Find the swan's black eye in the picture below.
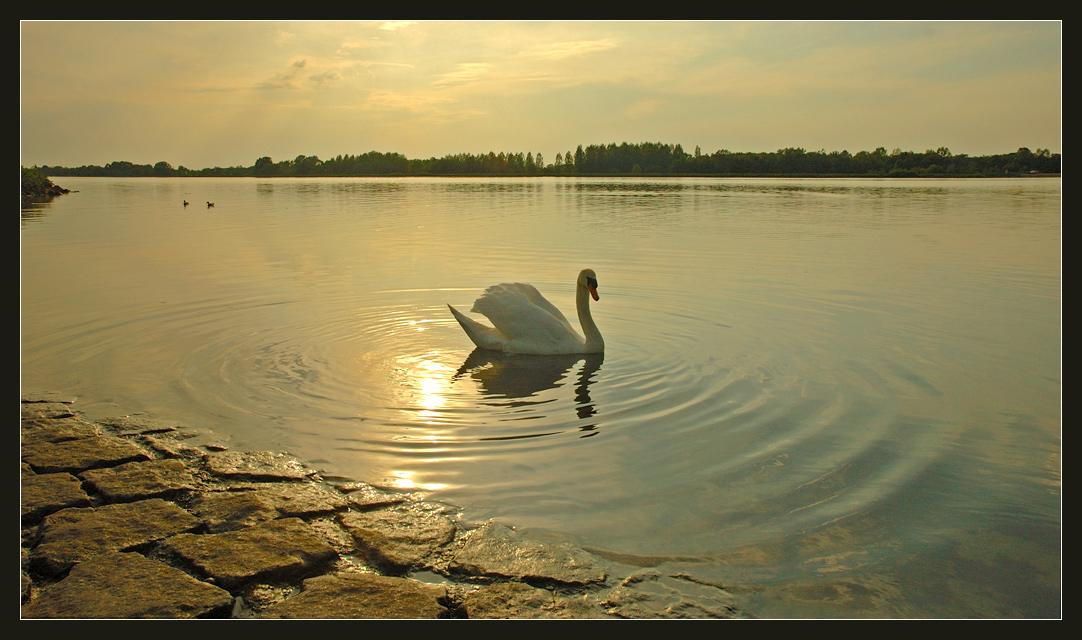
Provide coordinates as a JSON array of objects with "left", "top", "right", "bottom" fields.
[{"left": 586, "top": 276, "right": 598, "bottom": 288}]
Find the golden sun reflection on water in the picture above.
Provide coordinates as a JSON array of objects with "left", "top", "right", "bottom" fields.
[
  {"left": 383, "top": 348, "right": 462, "bottom": 491},
  {"left": 404, "top": 352, "right": 455, "bottom": 418},
  {"left": 385, "top": 470, "right": 447, "bottom": 492}
]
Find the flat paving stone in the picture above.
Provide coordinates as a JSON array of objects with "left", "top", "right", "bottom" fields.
[
  {"left": 259, "top": 571, "right": 450, "bottom": 619},
  {"left": 30, "top": 498, "right": 201, "bottom": 575},
  {"left": 21, "top": 551, "right": 233, "bottom": 619},
  {"left": 21, "top": 416, "right": 102, "bottom": 446},
  {"left": 160, "top": 517, "right": 338, "bottom": 589},
  {"left": 21, "top": 472, "right": 92, "bottom": 525},
  {"left": 22, "top": 436, "right": 151, "bottom": 474},
  {"left": 189, "top": 491, "right": 280, "bottom": 533},
  {"left": 79, "top": 458, "right": 199, "bottom": 503}
]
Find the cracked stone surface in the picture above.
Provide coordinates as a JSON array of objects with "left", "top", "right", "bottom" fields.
[
  {"left": 449, "top": 521, "right": 607, "bottom": 587},
  {"left": 159, "top": 517, "right": 338, "bottom": 589},
  {"left": 21, "top": 551, "right": 233, "bottom": 619},
  {"left": 80, "top": 458, "right": 199, "bottom": 503},
  {"left": 30, "top": 498, "right": 201, "bottom": 576},
  {"left": 339, "top": 504, "right": 457, "bottom": 573},
  {"left": 259, "top": 571, "right": 450, "bottom": 619}
]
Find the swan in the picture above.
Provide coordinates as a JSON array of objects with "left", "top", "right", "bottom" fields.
[{"left": 448, "top": 269, "right": 604, "bottom": 354}]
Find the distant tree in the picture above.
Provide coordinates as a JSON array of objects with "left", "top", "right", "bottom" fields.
[
  {"left": 254, "top": 156, "right": 276, "bottom": 176},
  {"left": 153, "top": 161, "right": 173, "bottom": 176}
]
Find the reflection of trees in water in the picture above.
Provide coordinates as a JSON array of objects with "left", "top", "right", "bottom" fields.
[
  {"left": 21, "top": 206, "right": 51, "bottom": 225},
  {"left": 453, "top": 349, "right": 604, "bottom": 438}
]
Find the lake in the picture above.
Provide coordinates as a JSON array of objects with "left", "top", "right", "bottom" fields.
[{"left": 21, "top": 176, "right": 1061, "bottom": 618}]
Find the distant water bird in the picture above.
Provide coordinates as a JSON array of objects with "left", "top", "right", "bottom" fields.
[
  {"left": 183, "top": 200, "right": 189, "bottom": 207},
  {"left": 449, "top": 269, "right": 604, "bottom": 354},
  {"left": 206, "top": 201, "right": 215, "bottom": 208}
]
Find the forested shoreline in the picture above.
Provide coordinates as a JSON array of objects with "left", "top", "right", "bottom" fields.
[{"left": 34, "top": 142, "right": 1060, "bottom": 178}]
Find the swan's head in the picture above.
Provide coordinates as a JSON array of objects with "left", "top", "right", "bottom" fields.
[{"left": 579, "top": 269, "right": 600, "bottom": 301}]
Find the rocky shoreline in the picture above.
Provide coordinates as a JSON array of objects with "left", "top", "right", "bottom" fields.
[{"left": 20, "top": 391, "right": 752, "bottom": 619}]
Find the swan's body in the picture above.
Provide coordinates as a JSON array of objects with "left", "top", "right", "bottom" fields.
[{"left": 449, "top": 269, "right": 604, "bottom": 354}]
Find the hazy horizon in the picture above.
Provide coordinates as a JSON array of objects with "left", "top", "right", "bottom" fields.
[{"left": 20, "top": 21, "right": 1062, "bottom": 170}]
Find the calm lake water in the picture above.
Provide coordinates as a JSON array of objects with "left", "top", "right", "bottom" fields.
[{"left": 21, "top": 176, "right": 1060, "bottom": 618}]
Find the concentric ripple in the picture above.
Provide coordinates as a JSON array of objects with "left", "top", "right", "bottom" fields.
[{"left": 22, "top": 177, "right": 1061, "bottom": 617}]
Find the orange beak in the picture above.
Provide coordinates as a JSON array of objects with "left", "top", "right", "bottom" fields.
[{"left": 588, "top": 283, "right": 599, "bottom": 301}]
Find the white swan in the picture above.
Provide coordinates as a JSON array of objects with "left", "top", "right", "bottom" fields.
[{"left": 448, "top": 269, "right": 604, "bottom": 354}]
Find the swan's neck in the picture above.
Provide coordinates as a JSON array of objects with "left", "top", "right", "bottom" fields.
[{"left": 576, "top": 284, "right": 605, "bottom": 352}]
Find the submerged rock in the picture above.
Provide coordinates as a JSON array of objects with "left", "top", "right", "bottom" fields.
[
  {"left": 600, "top": 570, "right": 751, "bottom": 619},
  {"left": 448, "top": 521, "right": 607, "bottom": 587},
  {"left": 205, "top": 450, "right": 315, "bottom": 481},
  {"left": 339, "top": 504, "right": 457, "bottom": 573}
]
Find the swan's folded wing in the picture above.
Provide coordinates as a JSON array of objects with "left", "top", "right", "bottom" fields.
[
  {"left": 471, "top": 284, "right": 582, "bottom": 347},
  {"left": 474, "top": 283, "right": 574, "bottom": 328}
]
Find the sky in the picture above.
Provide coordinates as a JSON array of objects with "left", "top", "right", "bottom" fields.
[{"left": 20, "top": 20, "right": 1062, "bottom": 170}]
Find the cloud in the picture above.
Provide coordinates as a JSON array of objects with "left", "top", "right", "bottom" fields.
[
  {"left": 309, "top": 71, "right": 339, "bottom": 85},
  {"left": 525, "top": 39, "right": 619, "bottom": 60},
  {"left": 380, "top": 21, "right": 416, "bottom": 32},
  {"left": 432, "top": 63, "right": 494, "bottom": 87}
]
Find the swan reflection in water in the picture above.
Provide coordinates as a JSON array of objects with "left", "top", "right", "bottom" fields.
[{"left": 452, "top": 349, "right": 604, "bottom": 438}]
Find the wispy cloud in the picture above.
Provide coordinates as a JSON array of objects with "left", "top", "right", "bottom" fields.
[
  {"left": 432, "top": 63, "right": 494, "bottom": 87},
  {"left": 525, "top": 39, "right": 619, "bottom": 60},
  {"left": 308, "top": 71, "right": 339, "bottom": 85},
  {"left": 380, "top": 21, "right": 416, "bottom": 32}
]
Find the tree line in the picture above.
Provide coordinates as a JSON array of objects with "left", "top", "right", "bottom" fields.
[{"left": 35, "top": 142, "right": 1061, "bottom": 178}]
